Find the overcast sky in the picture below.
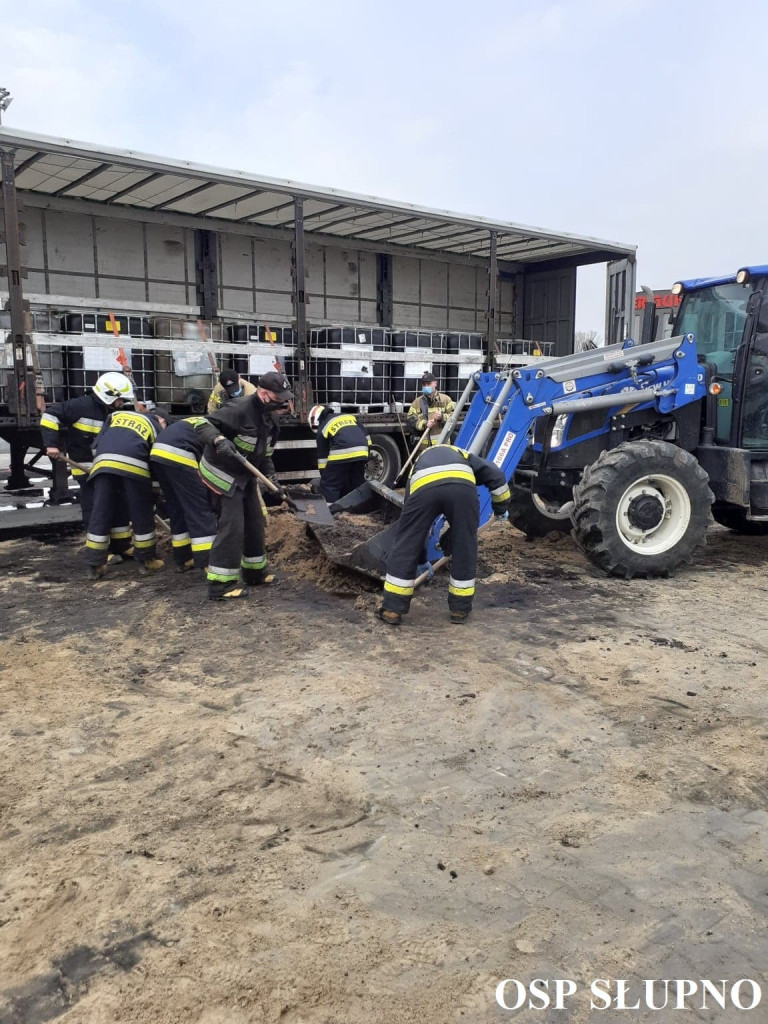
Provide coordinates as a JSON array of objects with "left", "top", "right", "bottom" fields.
[{"left": 4, "top": 0, "right": 768, "bottom": 338}]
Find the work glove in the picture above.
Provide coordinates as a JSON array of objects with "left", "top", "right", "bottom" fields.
[
  {"left": 494, "top": 507, "right": 510, "bottom": 520},
  {"left": 214, "top": 437, "right": 238, "bottom": 458},
  {"left": 263, "top": 485, "right": 286, "bottom": 507},
  {"left": 416, "top": 561, "right": 434, "bottom": 580}
]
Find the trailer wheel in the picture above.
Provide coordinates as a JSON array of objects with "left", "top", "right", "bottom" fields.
[
  {"left": 508, "top": 483, "right": 573, "bottom": 538},
  {"left": 571, "top": 440, "right": 713, "bottom": 578},
  {"left": 366, "top": 434, "right": 402, "bottom": 487},
  {"left": 712, "top": 507, "right": 768, "bottom": 535}
]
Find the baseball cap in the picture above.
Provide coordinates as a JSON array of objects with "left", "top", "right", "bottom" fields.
[
  {"left": 421, "top": 372, "right": 437, "bottom": 384},
  {"left": 218, "top": 370, "right": 242, "bottom": 397},
  {"left": 258, "top": 371, "right": 294, "bottom": 403}
]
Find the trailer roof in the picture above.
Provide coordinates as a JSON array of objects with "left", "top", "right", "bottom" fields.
[{"left": 0, "top": 127, "right": 635, "bottom": 266}]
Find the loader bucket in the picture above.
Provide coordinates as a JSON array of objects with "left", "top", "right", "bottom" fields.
[{"left": 309, "top": 480, "right": 404, "bottom": 580}]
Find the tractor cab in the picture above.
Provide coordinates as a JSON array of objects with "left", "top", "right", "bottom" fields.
[{"left": 676, "top": 266, "right": 768, "bottom": 528}]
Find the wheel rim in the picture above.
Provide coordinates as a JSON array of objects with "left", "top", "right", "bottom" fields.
[
  {"left": 365, "top": 449, "right": 386, "bottom": 483},
  {"left": 531, "top": 493, "right": 573, "bottom": 521},
  {"left": 615, "top": 473, "right": 691, "bottom": 555}
]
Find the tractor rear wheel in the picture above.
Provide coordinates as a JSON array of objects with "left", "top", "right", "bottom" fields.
[
  {"left": 508, "top": 483, "right": 572, "bottom": 538},
  {"left": 571, "top": 440, "right": 713, "bottom": 578},
  {"left": 712, "top": 507, "right": 768, "bottom": 535}
]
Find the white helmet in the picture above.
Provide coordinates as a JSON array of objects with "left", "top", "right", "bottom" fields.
[
  {"left": 308, "top": 404, "right": 325, "bottom": 431},
  {"left": 93, "top": 371, "right": 135, "bottom": 406}
]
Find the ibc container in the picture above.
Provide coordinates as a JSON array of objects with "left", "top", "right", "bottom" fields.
[
  {"left": 154, "top": 351, "right": 213, "bottom": 410},
  {"left": 152, "top": 318, "right": 216, "bottom": 341},
  {"left": 60, "top": 312, "right": 153, "bottom": 338},
  {"left": 433, "top": 362, "right": 460, "bottom": 401},
  {"left": 225, "top": 323, "right": 293, "bottom": 345},
  {"left": 312, "top": 325, "right": 389, "bottom": 351},
  {"left": 390, "top": 330, "right": 433, "bottom": 352},
  {"left": 310, "top": 356, "right": 389, "bottom": 409}
]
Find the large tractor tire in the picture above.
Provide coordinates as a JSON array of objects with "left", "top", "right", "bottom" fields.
[
  {"left": 508, "top": 483, "right": 573, "bottom": 538},
  {"left": 571, "top": 440, "right": 713, "bottom": 578},
  {"left": 365, "top": 433, "right": 402, "bottom": 487},
  {"left": 712, "top": 508, "right": 768, "bottom": 535}
]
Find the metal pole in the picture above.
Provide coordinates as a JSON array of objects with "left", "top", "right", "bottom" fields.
[
  {"left": 292, "top": 196, "right": 313, "bottom": 417},
  {"left": 436, "top": 373, "right": 476, "bottom": 444},
  {"left": 485, "top": 230, "right": 498, "bottom": 371},
  {"left": 1, "top": 146, "right": 34, "bottom": 427},
  {"left": 467, "top": 373, "right": 515, "bottom": 456}
]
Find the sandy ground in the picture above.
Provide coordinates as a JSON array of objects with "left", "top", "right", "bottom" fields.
[{"left": 1, "top": 510, "right": 768, "bottom": 1023}]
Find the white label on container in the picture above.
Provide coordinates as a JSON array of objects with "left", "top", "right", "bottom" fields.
[
  {"left": 173, "top": 351, "right": 211, "bottom": 377},
  {"left": 402, "top": 360, "right": 431, "bottom": 376},
  {"left": 357, "top": 332, "right": 367, "bottom": 345},
  {"left": 341, "top": 360, "right": 373, "bottom": 377},
  {"left": 493, "top": 430, "right": 517, "bottom": 467},
  {"left": 83, "top": 347, "right": 132, "bottom": 372},
  {"left": 249, "top": 353, "right": 279, "bottom": 375}
]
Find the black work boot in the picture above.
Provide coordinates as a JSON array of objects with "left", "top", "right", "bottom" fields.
[
  {"left": 209, "top": 585, "right": 249, "bottom": 602},
  {"left": 449, "top": 610, "right": 469, "bottom": 625},
  {"left": 377, "top": 607, "right": 402, "bottom": 627}
]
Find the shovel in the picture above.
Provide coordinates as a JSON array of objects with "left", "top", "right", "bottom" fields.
[
  {"left": 230, "top": 451, "right": 334, "bottom": 525},
  {"left": 308, "top": 479, "right": 405, "bottom": 579}
]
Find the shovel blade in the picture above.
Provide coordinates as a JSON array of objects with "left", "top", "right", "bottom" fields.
[
  {"left": 287, "top": 496, "right": 335, "bottom": 525},
  {"left": 309, "top": 480, "right": 405, "bottom": 580}
]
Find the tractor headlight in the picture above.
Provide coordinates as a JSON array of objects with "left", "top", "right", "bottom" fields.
[
  {"left": 671, "top": 281, "right": 684, "bottom": 295},
  {"left": 550, "top": 413, "right": 569, "bottom": 448},
  {"left": 736, "top": 269, "right": 750, "bottom": 285}
]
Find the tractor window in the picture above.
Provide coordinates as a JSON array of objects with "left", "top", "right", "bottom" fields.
[
  {"left": 676, "top": 283, "right": 749, "bottom": 356},
  {"left": 742, "top": 334, "right": 768, "bottom": 449}
]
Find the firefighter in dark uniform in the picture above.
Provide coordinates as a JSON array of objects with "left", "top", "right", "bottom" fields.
[
  {"left": 40, "top": 371, "right": 135, "bottom": 531},
  {"left": 308, "top": 404, "right": 371, "bottom": 503},
  {"left": 378, "top": 444, "right": 511, "bottom": 626},
  {"left": 194, "top": 371, "right": 293, "bottom": 601},
  {"left": 150, "top": 415, "right": 218, "bottom": 571},
  {"left": 84, "top": 408, "right": 167, "bottom": 579}
]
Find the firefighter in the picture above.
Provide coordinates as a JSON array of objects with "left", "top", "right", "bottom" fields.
[
  {"left": 194, "top": 370, "right": 293, "bottom": 601},
  {"left": 378, "top": 444, "right": 511, "bottom": 626},
  {"left": 84, "top": 407, "right": 168, "bottom": 579},
  {"left": 207, "top": 369, "right": 257, "bottom": 414},
  {"left": 308, "top": 404, "right": 371, "bottom": 503},
  {"left": 40, "top": 371, "right": 135, "bottom": 531},
  {"left": 406, "top": 372, "right": 455, "bottom": 450},
  {"left": 150, "top": 414, "right": 218, "bottom": 572}
]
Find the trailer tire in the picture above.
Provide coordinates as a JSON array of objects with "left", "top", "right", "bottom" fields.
[
  {"left": 366, "top": 433, "right": 402, "bottom": 487},
  {"left": 571, "top": 440, "right": 713, "bottom": 578},
  {"left": 508, "top": 483, "right": 573, "bottom": 538},
  {"left": 712, "top": 507, "right": 768, "bottom": 535}
]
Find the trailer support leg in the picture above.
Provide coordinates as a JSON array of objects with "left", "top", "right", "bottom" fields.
[
  {"left": 292, "top": 197, "right": 313, "bottom": 417},
  {"left": 485, "top": 229, "right": 498, "bottom": 371}
]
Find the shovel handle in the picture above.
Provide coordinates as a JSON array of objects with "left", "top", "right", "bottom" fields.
[
  {"left": 231, "top": 450, "right": 281, "bottom": 492},
  {"left": 412, "top": 517, "right": 499, "bottom": 588},
  {"left": 395, "top": 426, "right": 430, "bottom": 484},
  {"left": 61, "top": 454, "right": 91, "bottom": 474}
]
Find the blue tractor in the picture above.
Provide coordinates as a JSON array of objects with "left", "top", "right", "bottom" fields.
[{"left": 318, "top": 266, "right": 768, "bottom": 579}]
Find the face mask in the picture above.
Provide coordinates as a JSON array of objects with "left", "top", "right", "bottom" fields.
[
  {"left": 422, "top": 386, "right": 435, "bottom": 396},
  {"left": 263, "top": 400, "right": 287, "bottom": 411},
  {"left": 231, "top": 387, "right": 243, "bottom": 397}
]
